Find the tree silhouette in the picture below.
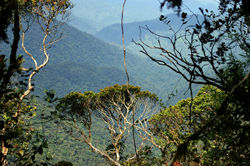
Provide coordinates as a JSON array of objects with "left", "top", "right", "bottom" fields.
[{"left": 133, "top": 1, "right": 250, "bottom": 164}]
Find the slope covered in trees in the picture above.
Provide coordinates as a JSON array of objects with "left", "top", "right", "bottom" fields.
[
  {"left": 0, "top": 0, "right": 75, "bottom": 165},
  {"left": 0, "top": 19, "right": 192, "bottom": 104},
  {"left": 0, "top": 12, "right": 192, "bottom": 164},
  {"left": 3, "top": 0, "right": 249, "bottom": 165},
  {"left": 35, "top": 62, "right": 132, "bottom": 96},
  {"left": 127, "top": 0, "right": 250, "bottom": 165}
]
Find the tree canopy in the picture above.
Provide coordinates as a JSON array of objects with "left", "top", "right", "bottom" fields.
[
  {"left": 2, "top": 0, "right": 250, "bottom": 165},
  {"left": 0, "top": 0, "right": 73, "bottom": 165},
  {"left": 56, "top": 84, "right": 160, "bottom": 166},
  {"left": 132, "top": 0, "right": 250, "bottom": 165}
]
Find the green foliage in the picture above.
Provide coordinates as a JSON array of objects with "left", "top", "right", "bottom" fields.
[
  {"left": 98, "top": 84, "right": 158, "bottom": 102},
  {"left": 0, "top": 0, "right": 74, "bottom": 165},
  {"left": 52, "top": 160, "right": 73, "bottom": 166},
  {"left": 0, "top": 63, "right": 50, "bottom": 165},
  {"left": 57, "top": 84, "right": 159, "bottom": 127},
  {"left": 147, "top": 85, "right": 250, "bottom": 165},
  {"left": 121, "top": 146, "right": 165, "bottom": 166},
  {"left": 1, "top": 9, "right": 191, "bottom": 165},
  {"left": 149, "top": 85, "right": 220, "bottom": 164},
  {"left": 7, "top": 1, "right": 250, "bottom": 165},
  {"left": 56, "top": 84, "right": 161, "bottom": 165},
  {"left": 131, "top": 1, "right": 250, "bottom": 164},
  {"left": 0, "top": 12, "right": 197, "bottom": 107}
]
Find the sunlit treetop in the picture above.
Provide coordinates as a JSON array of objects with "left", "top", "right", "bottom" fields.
[
  {"left": 99, "top": 84, "right": 159, "bottom": 102},
  {"left": 60, "top": 84, "right": 159, "bottom": 105},
  {"left": 19, "top": 0, "right": 73, "bottom": 15}
]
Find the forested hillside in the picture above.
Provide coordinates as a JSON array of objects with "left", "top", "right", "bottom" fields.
[
  {"left": 0, "top": 3, "right": 200, "bottom": 164},
  {"left": 0, "top": 9, "right": 198, "bottom": 165},
  {"left": 2, "top": 0, "right": 250, "bottom": 166},
  {"left": 0, "top": 20, "right": 193, "bottom": 104}
]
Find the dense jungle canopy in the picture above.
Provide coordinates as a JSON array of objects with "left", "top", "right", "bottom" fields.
[{"left": 1, "top": 0, "right": 250, "bottom": 165}]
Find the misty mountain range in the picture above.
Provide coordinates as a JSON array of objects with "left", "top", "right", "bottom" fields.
[{"left": 69, "top": 0, "right": 218, "bottom": 35}]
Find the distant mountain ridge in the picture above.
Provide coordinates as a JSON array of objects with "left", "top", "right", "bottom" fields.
[
  {"left": 69, "top": 0, "right": 161, "bottom": 34},
  {"left": 68, "top": 0, "right": 218, "bottom": 35},
  {"left": 95, "top": 13, "right": 203, "bottom": 46}
]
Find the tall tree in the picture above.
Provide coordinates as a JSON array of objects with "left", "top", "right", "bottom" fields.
[
  {"left": 148, "top": 85, "right": 250, "bottom": 165},
  {"left": 133, "top": 0, "right": 250, "bottom": 164},
  {"left": 56, "top": 84, "right": 160, "bottom": 166},
  {"left": 0, "top": 0, "right": 73, "bottom": 165}
]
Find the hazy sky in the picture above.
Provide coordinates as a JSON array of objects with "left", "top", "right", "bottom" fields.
[
  {"left": 118, "top": 0, "right": 220, "bottom": 6},
  {"left": 200, "top": 0, "right": 219, "bottom": 5},
  {"left": 69, "top": 0, "right": 220, "bottom": 33},
  {"left": 182, "top": 0, "right": 219, "bottom": 6},
  {"left": 97, "top": 0, "right": 219, "bottom": 7}
]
